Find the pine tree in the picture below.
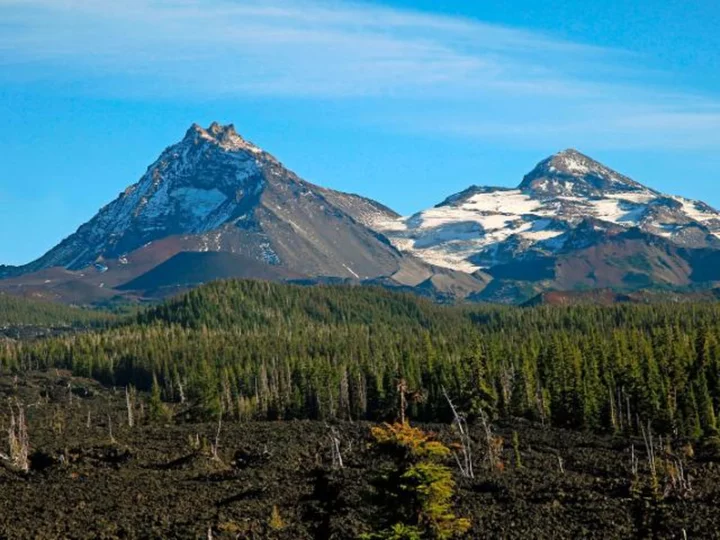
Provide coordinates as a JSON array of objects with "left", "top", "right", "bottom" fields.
[{"left": 365, "top": 422, "right": 471, "bottom": 539}]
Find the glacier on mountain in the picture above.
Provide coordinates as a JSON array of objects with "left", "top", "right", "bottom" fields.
[{"left": 375, "top": 150, "right": 720, "bottom": 272}]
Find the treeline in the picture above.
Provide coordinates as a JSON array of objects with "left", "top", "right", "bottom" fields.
[
  {"left": 0, "top": 293, "right": 116, "bottom": 327},
  {"left": 3, "top": 280, "right": 720, "bottom": 440}
]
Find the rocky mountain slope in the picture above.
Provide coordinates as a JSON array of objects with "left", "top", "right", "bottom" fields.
[
  {"left": 4, "top": 131, "right": 720, "bottom": 305},
  {"left": 375, "top": 149, "right": 720, "bottom": 302},
  {"left": 0, "top": 123, "right": 488, "bottom": 303},
  {"left": 377, "top": 149, "right": 720, "bottom": 272}
]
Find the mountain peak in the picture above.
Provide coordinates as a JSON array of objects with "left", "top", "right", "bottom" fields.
[
  {"left": 14, "top": 120, "right": 411, "bottom": 285},
  {"left": 548, "top": 148, "right": 603, "bottom": 173},
  {"left": 555, "top": 147, "right": 583, "bottom": 157},
  {"left": 519, "top": 149, "right": 651, "bottom": 198},
  {"left": 183, "top": 122, "right": 263, "bottom": 155}
]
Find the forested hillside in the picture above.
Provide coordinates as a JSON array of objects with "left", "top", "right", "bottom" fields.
[
  {"left": 0, "top": 293, "right": 116, "bottom": 327},
  {"left": 3, "top": 280, "right": 720, "bottom": 442}
]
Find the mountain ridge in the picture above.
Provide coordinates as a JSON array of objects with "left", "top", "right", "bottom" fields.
[
  {"left": 0, "top": 122, "right": 488, "bottom": 303},
  {"left": 3, "top": 126, "right": 720, "bottom": 305},
  {"left": 377, "top": 149, "right": 720, "bottom": 276}
]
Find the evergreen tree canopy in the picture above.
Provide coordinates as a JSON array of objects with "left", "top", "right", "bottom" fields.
[{"left": 3, "top": 279, "right": 720, "bottom": 438}]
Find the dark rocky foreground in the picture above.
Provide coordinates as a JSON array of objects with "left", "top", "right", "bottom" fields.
[{"left": 0, "top": 371, "right": 718, "bottom": 539}]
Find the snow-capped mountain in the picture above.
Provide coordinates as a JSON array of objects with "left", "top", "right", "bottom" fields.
[
  {"left": 1, "top": 123, "right": 488, "bottom": 303},
  {"left": 4, "top": 132, "right": 720, "bottom": 306},
  {"left": 377, "top": 149, "right": 720, "bottom": 274},
  {"left": 20, "top": 122, "right": 395, "bottom": 275}
]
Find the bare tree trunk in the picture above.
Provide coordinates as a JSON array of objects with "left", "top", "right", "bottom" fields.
[
  {"left": 640, "top": 419, "right": 659, "bottom": 496},
  {"left": 397, "top": 379, "right": 407, "bottom": 425},
  {"left": 125, "top": 386, "right": 134, "bottom": 428},
  {"left": 177, "top": 376, "right": 186, "bottom": 405},
  {"left": 329, "top": 426, "right": 344, "bottom": 469},
  {"left": 211, "top": 415, "right": 222, "bottom": 461},
  {"left": 442, "top": 387, "right": 474, "bottom": 479},
  {"left": 640, "top": 420, "right": 656, "bottom": 478},
  {"left": 0, "top": 401, "right": 30, "bottom": 473},
  {"left": 479, "top": 407, "right": 499, "bottom": 472},
  {"left": 107, "top": 414, "right": 115, "bottom": 444}
]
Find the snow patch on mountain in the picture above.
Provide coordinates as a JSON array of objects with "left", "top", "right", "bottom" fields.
[
  {"left": 173, "top": 188, "right": 227, "bottom": 220},
  {"left": 375, "top": 150, "right": 720, "bottom": 272},
  {"left": 25, "top": 123, "right": 272, "bottom": 270},
  {"left": 674, "top": 196, "right": 719, "bottom": 223}
]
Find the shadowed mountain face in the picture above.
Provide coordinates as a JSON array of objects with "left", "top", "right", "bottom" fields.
[{"left": 0, "top": 123, "right": 488, "bottom": 303}]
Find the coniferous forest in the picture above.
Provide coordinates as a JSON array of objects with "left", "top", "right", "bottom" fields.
[
  {"left": 0, "top": 292, "right": 115, "bottom": 327},
  {"left": 4, "top": 281, "right": 720, "bottom": 537},
  {"left": 4, "top": 279, "right": 720, "bottom": 441}
]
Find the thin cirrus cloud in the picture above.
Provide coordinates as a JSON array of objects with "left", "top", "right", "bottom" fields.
[{"left": 1, "top": 0, "right": 719, "bottom": 149}]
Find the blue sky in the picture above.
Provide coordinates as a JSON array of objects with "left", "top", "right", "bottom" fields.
[{"left": 1, "top": 0, "right": 719, "bottom": 265}]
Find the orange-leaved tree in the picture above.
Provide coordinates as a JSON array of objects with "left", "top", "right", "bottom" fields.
[{"left": 364, "top": 422, "right": 471, "bottom": 539}]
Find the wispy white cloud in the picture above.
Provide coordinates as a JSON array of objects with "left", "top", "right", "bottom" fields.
[
  {"left": 1, "top": 0, "right": 719, "bottom": 149},
  {"left": 0, "top": 0, "right": 633, "bottom": 96}
]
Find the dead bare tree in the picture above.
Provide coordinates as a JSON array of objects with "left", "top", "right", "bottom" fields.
[
  {"left": 640, "top": 419, "right": 660, "bottom": 495},
  {"left": 0, "top": 401, "right": 30, "bottom": 473},
  {"left": 640, "top": 421, "right": 656, "bottom": 478},
  {"left": 107, "top": 414, "right": 115, "bottom": 444},
  {"left": 633, "top": 419, "right": 692, "bottom": 500},
  {"left": 328, "top": 425, "right": 344, "bottom": 469},
  {"left": 442, "top": 387, "right": 474, "bottom": 479},
  {"left": 397, "top": 379, "right": 407, "bottom": 425},
  {"left": 177, "top": 376, "right": 186, "bottom": 405},
  {"left": 665, "top": 454, "right": 692, "bottom": 498},
  {"left": 478, "top": 407, "right": 502, "bottom": 472},
  {"left": 396, "top": 378, "right": 424, "bottom": 425},
  {"left": 557, "top": 455, "right": 565, "bottom": 474},
  {"left": 211, "top": 415, "right": 222, "bottom": 461},
  {"left": 125, "top": 386, "right": 134, "bottom": 428},
  {"left": 630, "top": 444, "right": 639, "bottom": 477}
]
